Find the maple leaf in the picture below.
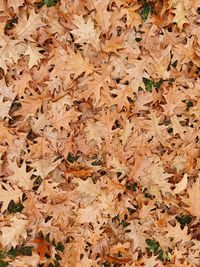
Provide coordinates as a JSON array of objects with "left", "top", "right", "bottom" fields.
[{"left": 71, "top": 15, "right": 100, "bottom": 50}]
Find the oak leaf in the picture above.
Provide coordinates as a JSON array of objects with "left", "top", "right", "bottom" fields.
[
  {"left": 71, "top": 15, "right": 100, "bottom": 50},
  {"left": 15, "top": 10, "right": 44, "bottom": 41},
  {"left": 166, "top": 223, "right": 191, "bottom": 244},
  {"left": 7, "top": 0, "right": 25, "bottom": 15},
  {"left": 0, "top": 36, "right": 25, "bottom": 71},
  {"left": 0, "top": 78, "right": 15, "bottom": 100},
  {"left": 12, "top": 71, "right": 32, "bottom": 98},
  {"left": 78, "top": 204, "right": 101, "bottom": 224},
  {"left": 172, "top": 1, "right": 189, "bottom": 29},
  {"left": 173, "top": 173, "right": 188, "bottom": 194},
  {"left": 0, "top": 214, "right": 28, "bottom": 248},
  {"left": 31, "top": 157, "right": 61, "bottom": 180},
  {"left": 0, "top": 121, "right": 16, "bottom": 146},
  {"left": 111, "top": 85, "right": 135, "bottom": 111},
  {"left": 0, "top": 96, "right": 12, "bottom": 119},
  {"left": 24, "top": 42, "right": 45, "bottom": 69},
  {"left": 79, "top": 65, "right": 112, "bottom": 105},
  {"left": 7, "top": 160, "right": 34, "bottom": 191},
  {"left": 66, "top": 48, "right": 94, "bottom": 78},
  {"left": 182, "top": 179, "right": 200, "bottom": 217},
  {"left": 94, "top": 0, "right": 111, "bottom": 33},
  {"left": 33, "top": 236, "right": 52, "bottom": 260},
  {"left": 142, "top": 162, "right": 172, "bottom": 197},
  {"left": 84, "top": 119, "right": 105, "bottom": 149},
  {"left": 121, "top": 3, "right": 142, "bottom": 30},
  {"left": 0, "top": 183, "right": 22, "bottom": 212}
]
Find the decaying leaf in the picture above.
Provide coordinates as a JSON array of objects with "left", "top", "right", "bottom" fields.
[{"left": 0, "top": 0, "right": 199, "bottom": 266}]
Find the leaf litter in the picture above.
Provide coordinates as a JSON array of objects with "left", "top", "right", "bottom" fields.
[{"left": 0, "top": 0, "right": 199, "bottom": 266}]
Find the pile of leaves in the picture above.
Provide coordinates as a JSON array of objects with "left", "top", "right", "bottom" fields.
[{"left": 0, "top": 0, "right": 199, "bottom": 266}]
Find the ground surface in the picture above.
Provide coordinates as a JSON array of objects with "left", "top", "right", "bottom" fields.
[{"left": 0, "top": 0, "right": 200, "bottom": 266}]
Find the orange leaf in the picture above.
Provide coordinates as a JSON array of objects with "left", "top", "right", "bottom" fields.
[{"left": 33, "top": 237, "right": 52, "bottom": 260}]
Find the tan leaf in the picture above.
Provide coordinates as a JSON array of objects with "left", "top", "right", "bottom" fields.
[
  {"left": 166, "top": 223, "right": 191, "bottom": 244},
  {"left": 0, "top": 214, "right": 28, "bottom": 248},
  {"left": 15, "top": 10, "right": 44, "bottom": 40},
  {"left": 84, "top": 119, "right": 105, "bottom": 149},
  {"left": 172, "top": 2, "right": 189, "bottom": 29},
  {"left": 24, "top": 42, "right": 45, "bottom": 69},
  {"left": 7, "top": 160, "right": 34, "bottom": 191},
  {"left": 173, "top": 173, "right": 188, "bottom": 194},
  {"left": 0, "top": 183, "right": 22, "bottom": 212},
  {"left": 0, "top": 37, "right": 25, "bottom": 71},
  {"left": 71, "top": 15, "right": 100, "bottom": 49},
  {"left": 182, "top": 179, "right": 200, "bottom": 217},
  {"left": 66, "top": 48, "right": 94, "bottom": 78},
  {"left": 7, "top": 0, "right": 25, "bottom": 14},
  {"left": 0, "top": 96, "right": 12, "bottom": 119}
]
